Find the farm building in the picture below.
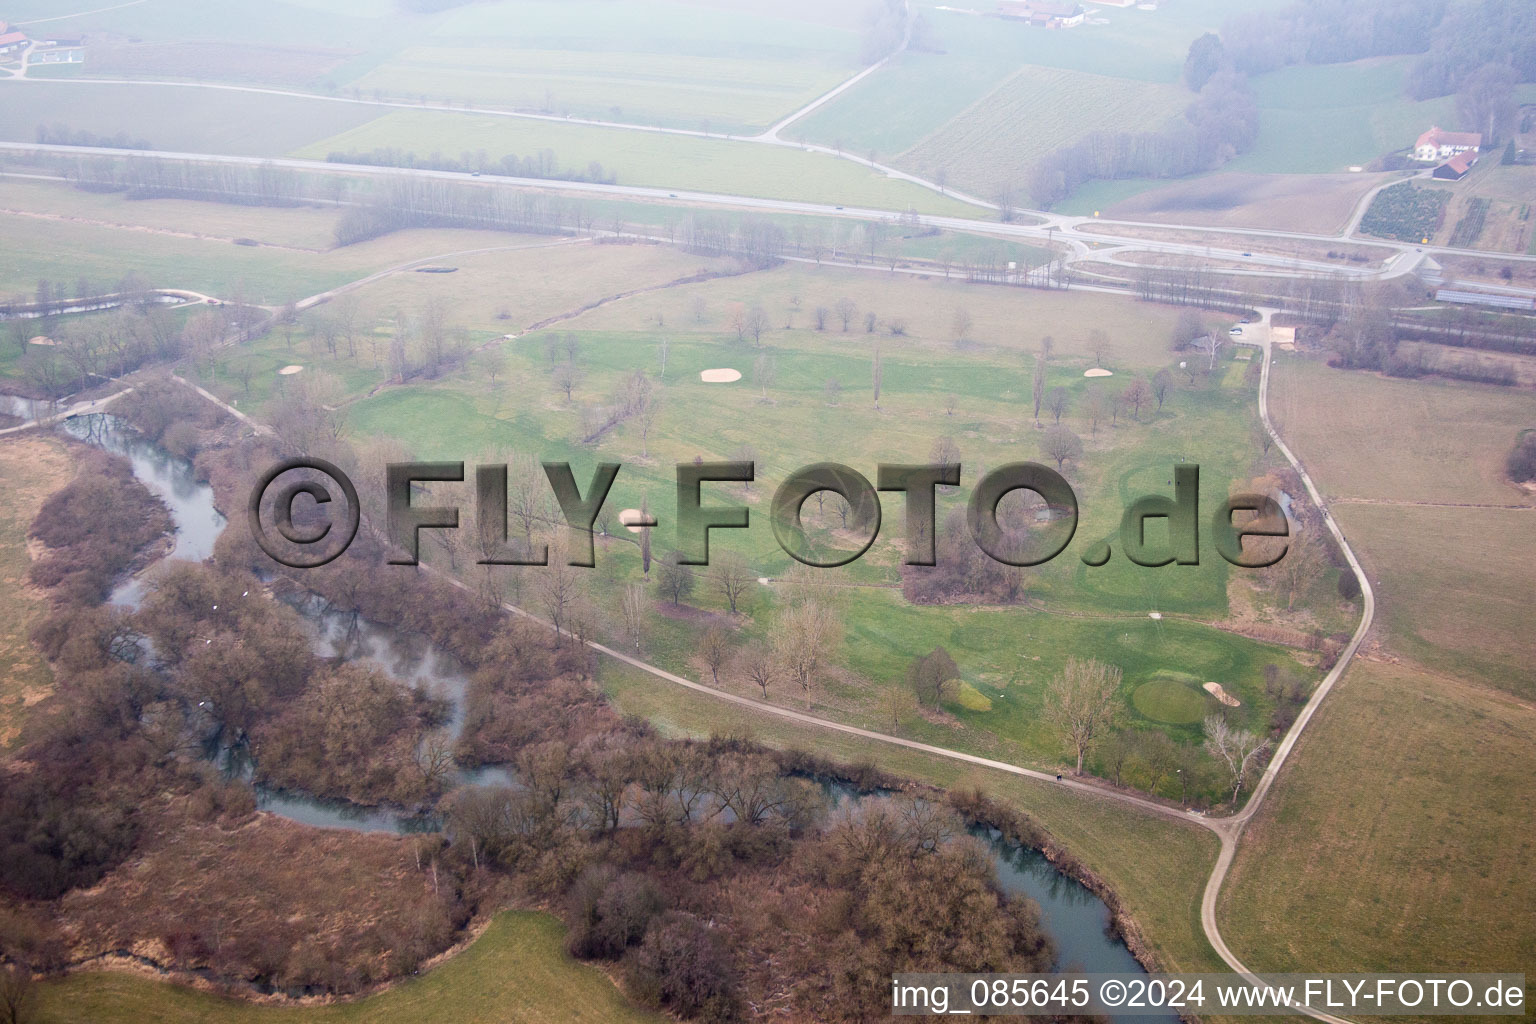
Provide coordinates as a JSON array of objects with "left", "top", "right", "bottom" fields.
[
  {"left": 0, "top": 29, "right": 27, "bottom": 55},
  {"left": 1432, "top": 150, "right": 1478, "bottom": 180},
  {"left": 998, "top": 0, "right": 1086, "bottom": 27},
  {"left": 1415, "top": 126, "right": 1481, "bottom": 162}
]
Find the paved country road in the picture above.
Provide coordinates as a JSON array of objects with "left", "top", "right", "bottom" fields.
[{"left": 5, "top": 141, "right": 1534, "bottom": 292}]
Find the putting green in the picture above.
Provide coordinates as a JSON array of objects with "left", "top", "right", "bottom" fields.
[{"left": 1132, "top": 677, "right": 1209, "bottom": 724}]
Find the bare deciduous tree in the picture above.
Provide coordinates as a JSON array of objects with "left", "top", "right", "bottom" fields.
[
  {"left": 1046, "top": 385, "right": 1069, "bottom": 424},
  {"left": 1, "top": 962, "right": 36, "bottom": 1024},
  {"left": 745, "top": 304, "right": 770, "bottom": 345},
  {"left": 621, "top": 582, "right": 646, "bottom": 653},
  {"left": 1042, "top": 656, "right": 1124, "bottom": 775},
  {"left": 951, "top": 307, "right": 973, "bottom": 345},
  {"left": 1042, "top": 424, "right": 1083, "bottom": 470},
  {"left": 700, "top": 625, "right": 732, "bottom": 684},
  {"left": 1203, "top": 714, "right": 1269, "bottom": 801},
  {"left": 1122, "top": 377, "right": 1152, "bottom": 421},
  {"left": 740, "top": 642, "right": 776, "bottom": 699},
  {"left": 835, "top": 297, "right": 858, "bottom": 331},
  {"left": 712, "top": 552, "right": 754, "bottom": 615},
  {"left": 879, "top": 686, "right": 920, "bottom": 732},
  {"left": 772, "top": 600, "right": 841, "bottom": 707}
]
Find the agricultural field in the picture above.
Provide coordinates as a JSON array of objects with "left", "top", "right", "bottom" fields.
[
  {"left": 1431, "top": 165, "right": 1536, "bottom": 254},
  {"left": 296, "top": 110, "right": 978, "bottom": 214},
  {"left": 0, "top": 81, "right": 381, "bottom": 156},
  {"left": 896, "top": 67, "right": 1189, "bottom": 202},
  {"left": 0, "top": 435, "right": 73, "bottom": 749},
  {"left": 1266, "top": 356, "right": 1536, "bottom": 695},
  {"left": 0, "top": 0, "right": 869, "bottom": 132},
  {"left": 31, "top": 911, "right": 664, "bottom": 1024},
  {"left": 347, "top": 0, "right": 867, "bottom": 132},
  {"left": 1219, "top": 659, "right": 1536, "bottom": 983},
  {"left": 1097, "top": 172, "right": 1391, "bottom": 236}
]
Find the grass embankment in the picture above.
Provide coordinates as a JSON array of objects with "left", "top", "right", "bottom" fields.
[
  {"left": 0, "top": 435, "right": 73, "bottom": 748},
  {"left": 32, "top": 911, "right": 664, "bottom": 1024}
]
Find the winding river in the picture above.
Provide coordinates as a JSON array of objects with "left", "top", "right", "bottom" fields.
[{"left": 58, "top": 411, "right": 1170, "bottom": 1006}]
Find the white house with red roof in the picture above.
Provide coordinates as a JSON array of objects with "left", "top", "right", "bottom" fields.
[
  {"left": 1414, "top": 126, "right": 1482, "bottom": 162},
  {"left": 0, "top": 28, "right": 29, "bottom": 55}
]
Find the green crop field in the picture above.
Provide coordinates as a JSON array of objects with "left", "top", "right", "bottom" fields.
[
  {"left": 2, "top": 0, "right": 869, "bottom": 132},
  {"left": 31, "top": 911, "right": 664, "bottom": 1024},
  {"left": 296, "top": 110, "right": 979, "bottom": 213},
  {"left": 350, "top": 48, "right": 849, "bottom": 133},
  {"left": 0, "top": 81, "right": 380, "bottom": 156},
  {"left": 897, "top": 66, "right": 1189, "bottom": 201},
  {"left": 794, "top": 0, "right": 1287, "bottom": 160}
]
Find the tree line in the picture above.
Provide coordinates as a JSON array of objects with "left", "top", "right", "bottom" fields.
[
  {"left": 1026, "top": 67, "right": 1259, "bottom": 208},
  {"left": 326, "top": 146, "right": 617, "bottom": 185}
]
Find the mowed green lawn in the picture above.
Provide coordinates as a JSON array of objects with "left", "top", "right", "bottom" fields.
[
  {"left": 1219, "top": 659, "right": 1536, "bottom": 992},
  {"left": 32, "top": 911, "right": 664, "bottom": 1024},
  {"left": 304, "top": 264, "right": 1318, "bottom": 798},
  {"left": 296, "top": 110, "right": 978, "bottom": 214}
]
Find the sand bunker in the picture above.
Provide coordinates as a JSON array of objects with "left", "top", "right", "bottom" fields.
[
  {"left": 28, "top": 336, "right": 55, "bottom": 346},
  {"left": 1203, "top": 682, "right": 1241, "bottom": 707},
  {"left": 618, "top": 508, "right": 648, "bottom": 533},
  {"left": 278, "top": 365, "right": 304, "bottom": 375},
  {"left": 700, "top": 368, "right": 742, "bottom": 383},
  {"left": 1084, "top": 368, "right": 1113, "bottom": 378}
]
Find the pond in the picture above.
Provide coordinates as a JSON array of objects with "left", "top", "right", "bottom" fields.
[{"left": 64, "top": 412, "right": 1170, "bottom": 999}]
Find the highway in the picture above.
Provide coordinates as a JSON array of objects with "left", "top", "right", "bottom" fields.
[{"left": 9, "top": 140, "right": 1534, "bottom": 291}]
